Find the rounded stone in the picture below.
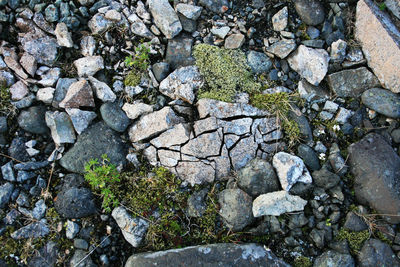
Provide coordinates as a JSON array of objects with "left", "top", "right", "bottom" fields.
[
  {"left": 293, "top": 0, "right": 325, "bottom": 26},
  {"left": 100, "top": 102, "right": 130, "bottom": 133},
  {"left": 18, "top": 106, "right": 49, "bottom": 134}
]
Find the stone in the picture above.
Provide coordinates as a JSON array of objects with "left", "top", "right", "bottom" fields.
[
  {"left": 356, "top": 0, "right": 400, "bottom": 93},
  {"left": 330, "top": 39, "right": 347, "bottom": 63},
  {"left": 4, "top": 55, "right": 28, "bottom": 80},
  {"left": 326, "top": 67, "right": 380, "bottom": 97},
  {"left": 287, "top": 45, "right": 329, "bottom": 86},
  {"left": 36, "top": 87, "right": 55, "bottom": 104},
  {"left": 152, "top": 62, "right": 170, "bottom": 82},
  {"left": 9, "top": 137, "right": 30, "bottom": 162},
  {"left": 312, "top": 166, "right": 341, "bottom": 189},
  {"left": 88, "top": 76, "right": 116, "bottom": 102},
  {"left": 59, "top": 80, "right": 95, "bottom": 108},
  {"left": 211, "top": 26, "right": 230, "bottom": 39},
  {"left": 105, "top": 10, "right": 121, "bottom": 21},
  {"left": 193, "top": 117, "right": 218, "bottom": 136},
  {"left": 66, "top": 108, "right": 97, "bottom": 135},
  {"left": 187, "top": 188, "right": 208, "bottom": 217},
  {"left": 44, "top": 4, "right": 58, "bottom": 22},
  {"left": 335, "top": 107, "right": 354, "bottom": 124},
  {"left": 159, "top": 66, "right": 203, "bottom": 104},
  {"left": 54, "top": 22, "right": 73, "bottom": 47},
  {"left": 74, "top": 239, "right": 89, "bottom": 250},
  {"left": 298, "top": 79, "right": 329, "bottom": 101},
  {"left": 272, "top": 6, "right": 288, "bottom": 31},
  {"left": 158, "top": 149, "right": 180, "bottom": 167},
  {"left": 129, "top": 107, "right": 183, "bottom": 142},
  {"left": 0, "top": 182, "right": 13, "bottom": 208},
  {"left": 122, "top": 102, "right": 153, "bottom": 120},
  {"left": 136, "top": 0, "right": 151, "bottom": 20},
  {"left": 314, "top": 250, "right": 355, "bottom": 267},
  {"left": 0, "top": 70, "right": 15, "bottom": 87},
  {"left": 150, "top": 123, "right": 191, "bottom": 148},
  {"left": 293, "top": 0, "right": 325, "bottom": 26},
  {"left": 358, "top": 239, "right": 400, "bottom": 267},
  {"left": 88, "top": 13, "right": 112, "bottom": 34},
  {"left": 246, "top": 50, "right": 273, "bottom": 74},
  {"left": 19, "top": 52, "right": 37, "bottom": 76},
  {"left": 45, "top": 111, "right": 75, "bottom": 145},
  {"left": 148, "top": 0, "right": 182, "bottom": 39},
  {"left": 127, "top": 13, "right": 155, "bottom": 40},
  {"left": 33, "top": 12, "right": 55, "bottom": 35},
  {"left": 28, "top": 241, "right": 58, "bottom": 267},
  {"left": 80, "top": 36, "right": 96, "bottom": 57},
  {"left": 265, "top": 39, "right": 297, "bottom": 59},
  {"left": 1, "top": 162, "right": 15, "bottom": 182},
  {"left": 165, "top": 37, "right": 194, "bottom": 70},
  {"left": 224, "top": 34, "right": 245, "bottom": 49},
  {"left": 11, "top": 220, "right": 50, "bottom": 239},
  {"left": 74, "top": 56, "right": 104, "bottom": 77},
  {"left": 361, "top": 88, "right": 400, "bottom": 119},
  {"left": 17, "top": 170, "right": 35, "bottom": 183},
  {"left": 53, "top": 78, "right": 77, "bottom": 108},
  {"left": 237, "top": 158, "right": 280, "bottom": 197},
  {"left": 19, "top": 31, "right": 59, "bottom": 66},
  {"left": 297, "top": 144, "right": 320, "bottom": 171},
  {"left": 9, "top": 81, "right": 29, "bottom": 101},
  {"left": 55, "top": 187, "right": 97, "bottom": 218},
  {"left": 343, "top": 212, "right": 368, "bottom": 232},
  {"left": 219, "top": 118, "right": 252, "bottom": 135},
  {"left": 69, "top": 250, "right": 96, "bottom": 267},
  {"left": 100, "top": 102, "right": 130, "bottom": 133},
  {"left": 176, "top": 4, "right": 202, "bottom": 20},
  {"left": 38, "top": 67, "right": 61, "bottom": 87},
  {"left": 385, "top": 0, "right": 400, "bottom": 19},
  {"left": 66, "top": 220, "right": 80, "bottom": 239},
  {"left": 125, "top": 243, "right": 289, "bottom": 267},
  {"left": 229, "top": 136, "right": 258, "bottom": 170},
  {"left": 252, "top": 191, "right": 307, "bottom": 217},
  {"left": 218, "top": 189, "right": 254, "bottom": 231},
  {"left": 272, "top": 152, "right": 312, "bottom": 191},
  {"left": 60, "top": 122, "right": 127, "bottom": 174},
  {"left": 175, "top": 161, "right": 215, "bottom": 185},
  {"left": 112, "top": 206, "right": 149, "bottom": 247},
  {"left": 349, "top": 133, "right": 400, "bottom": 223},
  {"left": 182, "top": 131, "right": 222, "bottom": 158}
]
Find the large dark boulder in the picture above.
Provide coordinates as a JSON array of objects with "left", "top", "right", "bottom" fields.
[{"left": 358, "top": 239, "right": 400, "bottom": 267}]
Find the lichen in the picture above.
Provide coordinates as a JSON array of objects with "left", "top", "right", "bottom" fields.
[
  {"left": 0, "top": 84, "right": 15, "bottom": 116},
  {"left": 193, "top": 43, "right": 261, "bottom": 102}
]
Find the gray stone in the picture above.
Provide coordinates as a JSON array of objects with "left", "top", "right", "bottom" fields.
[
  {"left": 151, "top": 123, "right": 191, "bottom": 148},
  {"left": 33, "top": 12, "right": 54, "bottom": 35},
  {"left": 349, "top": 133, "right": 400, "bottom": 223},
  {"left": 237, "top": 158, "right": 280, "bottom": 197},
  {"left": 11, "top": 220, "right": 50, "bottom": 239},
  {"left": 0, "top": 70, "right": 15, "bottom": 87},
  {"left": 69, "top": 249, "right": 96, "bottom": 267},
  {"left": 14, "top": 161, "right": 49, "bottom": 171},
  {"left": 74, "top": 239, "right": 89, "bottom": 250},
  {"left": 287, "top": 45, "right": 329, "bottom": 86},
  {"left": 136, "top": 0, "right": 151, "bottom": 20},
  {"left": 17, "top": 170, "right": 35, "bottom": 182},
  {"left": 60, "top": 122, "right": 127, "bottom": 174},
  {"left": 198, "top": 0, "right": 229, "bottom": 14},
  {"left": 20, "top": 30, "right": 59, "bottom": 66},
  {"left": 176, "top": 4, "right": 202, "bottom": 20},
  {"left": 265, "top": 39, "right": 297, "bottom": 59},
  {"left": 385, "top": 0, "right": 400, "bottom": 19},
  {"left": 100, "top": 102, "right": 130, "bottom": 133},
  {"left": 330, "top": 39, "right": 347, "bottom": 63},
  {"left": 36, "top": 87, "right": 55, "bottom": 104},
  {"left": 45, "top": 111, "right": 76, "bottom": 145},
  {"left": 297, "top": 144, "right": 320, "bottom": 171},
  {"left": 53, "top": 78, "right": 77, "bottom": 108},
  {"left": 55, "top": 22, "right": 73, "bottom": 47},
  {"left": 218, "top": 189, "right": 254, "bottom": 231},
  {"left": 148, "top": 0, "right": 182, "bottom": 39},
  {"left": 158, "top": 149, "right": 180, "bottom": 167},
  {"left": 44, "top": 4, "right": 59, "bottom": 22},
  {"left": 253, "top": 191, "right": 307, "bottom": 217},
  {"left": 32, "top": 199, "right": 46, "bottom": 220},
  {"left": 152, "top": 62, "right": 170, "bottom": 82},
  {"left": 125, "top": 243, "right": 289, "bottom": 267},
  {"left": 310, "top": 228, "right": 326, "bottom": 248},
  {"left": 122, "top": 102, "right": 153, "bottom": 120},
  {"left": 175, "top": 161, "right": 215, "bottom": 185},
  {"left": 18, "top": 106, "right": 49, "bottom": 134},
  {"left": 326, "top": 67, "right": 380, "bottom": 98},
  {"left": 0, "top": 182, "right": 13, "bottom": 208},
  {"left": 358, "top": 239, "right": 400, "bottom": 267},
  {"left": 343, "top": 212, "right": 368, "bottom": 232},
  {"left": 66, "top": 108, "right": 97, "bottom": 135},
  {"left": 361, "top": 88, "right": 400, "bottom": 118},
  {"left": 224, "top": 34, "right": 245, "bottom": 49},
  {"left": 55, "top": 187, "right": 97, "bottom": 218},
  {"left": 19, "top": 52, "right": 37, "bottom": 77},
  {"left": 246, "top": 50, "right": 273, "bottom": 74},
  {"left": 229, "top": 136, "right": 258, "bottom": 170},
  {"left": 66, "top": 220, "right": 80, "bottom": 239},
  {"left": 187, "top": 188, "right": 208, "bottom": 217},
  {"left": 9, "top": 137, "right": 30, "bottom": 162},
  {"left": 112, "top": 206, "right": 149, "bottom": 247},
  {"left": 128, "top": 13, "right": 155, "bottom": 40},
  {"left": 211, "top": 26, "right": 230, "bottom": 39},
  {"left": 312, "top": 166, "right": 340, "bottom": 189},
  {"left": 88, "top": 13, "right": 112, "bottom": 34},
  {"left": 9, "top": 81, "right": 29, "bottom": 101},
  {"left": 28, "top": 241, "right": 58, "bottom": 267},
  {"left": 80, "top": 36, "right": 96, "bottom": 57},
  {"left": 272, "top": 7, "right": 288, "bottom": 31},
  {"left": 1, "top": 162, "right": 15, "bottom": 182},
  {"left": 293, "top": 0, "right": 325, "bottom": 26},
  {"left": 59, "top": 80, "right": 95, "bottom": 108},
  {"left": 218, "top": 118, "right": 252, "bottom": 135},
  {"left": 38, "top": 67, "right": 61, "bottom": 87},
  {"left": 0, "top": 116, "right": 6, "bottom": 133},
  {"left": 74, "top": 56, "right": 104, "bottom": 77},
  {"left": 335, "top": 107, "right": 354, "bottom": 124},
  {"left": 182, "top": 130, "right": 222, "bottom": 158},
  {"left": 165, "top": 37, "right": 194, "bottom": 70},
  {"left": 193, "top": 117, "right": 218, "bottom": 136},
  {"left": 159, "top": 66, "right": 203, "bottom": 104}
]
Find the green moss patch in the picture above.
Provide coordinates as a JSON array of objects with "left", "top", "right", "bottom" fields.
[{"left": 337, "top": 228, "right": 370, "bottom": 253}]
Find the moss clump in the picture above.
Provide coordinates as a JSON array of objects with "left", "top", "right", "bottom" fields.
[
  {"left": 0, "top": 84, "right": 15, "bottom": 116},
  {"left": 193, "top": 43, "right": 261, "bottom": 102},
  {"left": 124, "top": 70, "right": 142, "bottom": 87},
  {"left": 337, "top": 229, "right": 370, "bottom": 252},
  {"left": 293, "top": 256, "right": 312, "bottom": 267}
]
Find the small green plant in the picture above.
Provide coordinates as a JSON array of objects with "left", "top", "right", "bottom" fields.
[
  {"left": 0, "top": 84, "right": 15, "bottom": 116},
  {"left": 325, "top": 218, "right": 332, "bottom": 227},
  {"left": 378, "top": 2, "right": 386, "bottom": 11},
  {"left": 84, "top": 154, "right": 121, "bottom": 212},
  {"left": 124, "top": 43, "right": 150, "bottom": 71},
  {"left": 293, "top": 256, "right": 312, "bottom": 267},
  {"left": 124, "top": 70, "right": 142, "bottom": 87}
]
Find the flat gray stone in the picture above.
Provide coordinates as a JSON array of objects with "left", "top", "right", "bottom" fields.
[
  {"left": 148, "top": 0, "right": 182, "bottom": 39},
  {"left": 45, "top": 111, "right": 76, "bottom": 145},
  {"left": 361, "top": 88, "right": 400, "bottom": 118},
  {"left": 253, "top": 191, "right": 307, "bottom": 217},
  {"left": 100, "top": 102, "right": 130, "bottom": 133}
]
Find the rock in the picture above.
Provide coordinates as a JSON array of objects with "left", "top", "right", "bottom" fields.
[
  {"left": 150, "top": 123, "right": 191, "bottom": 148},
  {"left": 54, "top": 22, "right": 73, "bottom": 47},
  {"left": 18, "top": 106, "right": 48, "bottom": 134},
  {"left": 287, "top": 45, "right": 329, "bottom": 86},
  {"left": 60, "top": 122, "right": 127, "bottom": 174},
  {"left": 165, "top": 37, "right": 194, "bottom": 70},
  {"left": 330, "top": 39, "right": 347, "bottom": 63},
  {"left": 66, "top": 220, "right": 80, "bottom": 239},
  {"left": 272, "top": 152, "right": 312, "bottom": 191},
  {"left": 293, "top": 0, "right": 325, "bottom": 26},
  {"left": 100, "top": 102, "right": 130, "bottom": 133},
  {"left": 17, "top": 170, "right": 35, "bottom": 183},
  {"left": 127, "top": 13, "right": 155, "bottom": 39},
  {"left": 175, "top": 161, "right": 215, "bottom": 185},
  {"left": 9, "top": 137, "right": 30, "bottom": 162},
  {"left": 66, "top": 108, "right": 97, "bottom": 135},
  {"left": 4, "top": 55, "right": 28, "bottom": 79},
  {"left": 152, "top": 62, "right": 170, "bottom": 82},
  {"left": 224, "top": 34, "right": 245, "bottom": 49},
  {"left": 74, "top": 56, "right": 104, "bottom": 77},
  {"left": 326, "top": 67, "right": 380, "bottom": 97},
  {"left": 9, "top": 81, "right": 29, "bottom": 101},
  {"left": 0, "top": 70, "right": 15, "bottom": 87},
  {"left": 211, "top": 26, "right": 230, "bottom": 39},
  {"left": 88, "top": 13, "right": 112, "bottom": 34},
  {"left": 53, "top": 78, "right": 77, "bottom": 108},
  {"left": 246, "top": 50, "right": 273, "bottom": 74},
  {"left": 229, "top": 136, "right": 258, "bottom": 170},
  {"left": 129, "top": 107, "right": 183, "bottom": 142},
  {"left": 28, "top": 241, "right": 58, "bottom": 267},
  {"left": 358, "top": 239, "right": 400, "bottom": 267},
  {"left": 314, "top": 250, "right": 355, "bottom": 267},
  {"left": 125, "top": 243, "right": 289, "bottom": 267},
  {"left": 312, "top": 166, "right": 340, "bottom": 189},
  {"left": 187, "top": 188, "right": 208, "bottom": 217},
  {"left": 1, "top": 162, "right": 15, "bottom": 182},
  {"left": 298, "top": 79, "right": 329, "bottom": 101},
  {"left": 159, "top": 66, "right": 204, "bottom": 104},
  {"left": 252, "top": 191, "right": 307, "bottom": 217},
  {"left": 11, "top": 220, "right": 50, "bottom": 239},
  {"left": 33, "top": 12, "right": 54, "bottom": 35},
  {"left": 44, "top": 4, "right": 58, "bottom": 22},
  {"left": 122, "top": 102, "right": 153, "bottom": 120},
  {"left": 158, "top": 149, "right": 181, "bottom": 167},
  {"left": 349, "top": 133, "right": 400, "bottom": 223},
  {"left": 69, "top": 249, "right": 96, "bottom": 267},
  {"left": 19, "top": 31, "right": 59, "bottom": 66},
  {"left": 385, "top": 0, "right": 400, "bottom": 19},
  {"left": 266, "top": 40, "right": 297, "bottom": 59},
  {"left": 335, "top": 107, "right": 354, "bottom": 124},
  {"left": 218, "top": 189, "right": 254, "bottom": 231},
  {"left": 105, "top": 10, "right": 121, "bottom": 21},
  {"left": 59, "top": 80, "right": 95, "bottom": 108},
  {"left": 36, "top": 87, "right": 55, "bottom": 104},
  {"left": 37, "top": 67, "right": 61, "bottom": 87},
  {"left": 361, "top": 88, "right": 400, "bottom": 118},
  {"left": 356, "top": 0, "right": 400, "bottom": 93},
  {"left": 148, "top": 0, "right": 182, "bottom": 39},
  {"left": 55, "top": 187, "right": 97, "bottom": 218},
  {"left": 74, "top": 239, "right": 89, "bottom": 250},
  {"left": 343, "top": 212, "right": 368, "bottom": 232},
  {"left": 272, "top": 6, "right": 288, "bottom": 31},
  {"left": 176, "top": 4, "right": 202, "bottom": 20},
  {"left": 0, "top": 182, "right": 13, "bottom": 208},
  {"left": 237, "top": 158, "right": 280, "bottom": 197},
  {"left": 182, "top": 130, "right": 222, "bottom": 158},
  {"left": 45, "top": 111, "right": 76, "bottom": 145},
  {"left": 80, "top": 36, "right": 96, "bottom": 57},
  {"left": 112, "top": 206, "right": 149, "bottom": 247},
  {"left": 19, "top": 52, "right": 37, "bottom": 76},
  {"left": 297, "top": 144, "right": 320, "bottom": 171}
]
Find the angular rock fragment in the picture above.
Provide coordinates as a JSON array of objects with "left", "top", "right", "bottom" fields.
[
  {"left": 55, "top": 22, "right": 73, "bottom": 48},
  {"left": 59, "top": 80, "right": 95, "bottom": 108},
  {"left": 253, "top": 191, "right": 307, "bottom": 217},
  {"left": 122, "top": 102, "right": 153, "bottom": 120},
  {"left": 45, "top": 111, "right": 76, "bottom": 145},
  {"left": 230, "top": 136, "right": 258, "bottom": 170},
  {"left": 73, "top": 56, "right": 104, "bottom": 77},
  {"left": 266, "top": 40, "right": 297, "bottom": 59},
  {"left": 19, "top": 31, "right": 59, "bottom": 66},
  {"left": 175, "top": 161, "right": 215, "bottom": 185},
  {"left": 128, "top": 13, "right": 155, "bottom": 39},
  {"left": 88, "top": 76, "right": 116, "bottom": 102},
  {"left": 148, "top": 0, "right": 182, "bottom": 39},
  {"left": 150, "top": 123, "right": 191, "bottom": 148},
  {"left": 66, "top": 108, "right": 97, "bottom": 135}
]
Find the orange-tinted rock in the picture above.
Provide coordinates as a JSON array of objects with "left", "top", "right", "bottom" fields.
[{"left": 59, "top": 80, "right": 95, "bottom": 108}]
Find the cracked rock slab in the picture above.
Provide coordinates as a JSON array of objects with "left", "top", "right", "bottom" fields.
[
  {"left": 175, "top": 161, "right": 215, "bottom": 185},
  {"left": 181, "top": 130, "right": 222, "bottom": 158},
  {"left": 151, "top": 123, "right": 191, "bottom": 148}
]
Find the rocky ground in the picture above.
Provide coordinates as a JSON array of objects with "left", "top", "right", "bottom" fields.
[{"left": 0, "top": 0, "right": 400, "bottom": 266}]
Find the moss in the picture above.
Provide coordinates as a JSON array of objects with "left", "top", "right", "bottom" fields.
[
  {"left": 337, "top": 228, "right": 370, "bottom": 253},
  {"left": 0, "top": 84, "right": 15, "bottom": 116},
  {"left": 193, "top": 43, "right": 261, "bottom": 102},
  {"left": 124, "top": 70, "right": 142, "bottom": 87},
  {"left": 375, "top": 231, "right": 393, "bottom": 246},
  {"left": 293, "top": 256, "right": 312, "bottom": 267}
]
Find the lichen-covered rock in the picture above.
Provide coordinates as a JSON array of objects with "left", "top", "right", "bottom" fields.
[
  {"left": 252, "top": 191, "right": 307, "bottom": 217},
  {"left": 358, "top": 239, "right": 400, "bottom": 267},
  {"left": 314, "top": 250, "right": 355, "bottom": 267},
  {"left": 45, "top": 111, "right": 76, "bottom": 145},
  {"left": 181, "top": 130, "right": 222, "bottom": 158}
]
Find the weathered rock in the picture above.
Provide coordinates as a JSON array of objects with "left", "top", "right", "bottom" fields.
[
  {"left": 246, "top": 50, "right": 273, "bottom": 74},
  {"left": 326, "top": 67, "right": 380, "bottom": 97},
  {"left": 361, "top": 88, "right": 400, "bottom": 118},
  {"left": 36, "top": 87, "right": 55, "bottom": 104},
  {"left": 129, "top": 107, "right": 183, "bottom": 142},
  {"left": 224, "top": 34, "right": 245, "bottom": 49},
  {"left": 193, "top": 117, "right": 218, "bottom": 135},
  {"left": 253, "top": 191, "right": 307, "bottom": 217},
  {"left": 356, "top": 0, "right": 400, "bottom": 93},
  {"left": 152, "top": 62, "right": 170, "bottom": 82},
  {"left": 151, "top": 123, "right": 191, "bottom": 148},
  {"left": 112, "top": 206, "right": 149, "bottom": 247},
  {"left": 265, "top": 40, "right": 297, "bottom": 59},
  {"left": 9, "top": 81, "right": 29, "bottom": 101},
  {"left": 272, "top": 152, "right": 312, "bottom": 191},
  {"left": 1, "top": 162, "right": 15, "bottom": 182},
  {"left": 65, "top": 220, "right": 79, "bottom": 239},
  {"left": 60, "top": 122, "right": 127, "bottom": 173},
  {"left": 358, "top": 239, "right": 400, "bottom": 267},
  {"left": 218, "top": 118, "right": 252, "bottom": 135},
  {"left": 9, "top": 137, "right": 30, "bottom": 162},
  {"left": 218, "top": 189, "right": 254, "bottom": 231},
  {"left": 19, "top": 31, "right": 59, "bottom": 66},
  {"left": 287, "top": 45, "right": 329, "bottom": 86},
  {"left": 80, "top": 36, "right": 96, "bottom": 57},
  {"left": 4, "top": 55, "right": 29, "bottom": 80},
  {"left": 19, "top": 52, "right": 37, "bottom": 76},
  {"left": 297, "top": 144, "right": 320, "bottom": 171},
  {"left": 37, "top": 67, "right": 61, "bottom": 87},
  {"left": 312, "top": 166, "right": 340, "bottom": 190},
  {"left": 66, "top": 108, "right": 97, "bottom": 135},
  {"left": 100, "top": 102, "right": 130, "bottom": 133},
  {"left": 122, "top": 102, "right": 153, "bottom": 120},
  {"left": 53, "top": 78, "right": 77, "bottom": 108},
  {"left": 73, "top": 56, "right": 104, "bottom": 77},
  {"left": 175, "top": 161, "right": 215, "bottom": 185},
  {"left": 211, "top": 26, "right": 230, "bottom": 39},
  {"left": 176, "top": 4, "right": 203, "bottom": 20},
  {"left": 343, "top": 212, "right": 368, "bottom": 232},
  {"left": 159, "top": 66, "right": 203, "bottom": 104},
  {"left": 330, "top": 39, "right": 347, "bottom": 63},
  {"left": 54, "top": 22, "right": 73, "bottom": 47},
  {"left": 385, "top": 0, "right": 400, "bottom": 19},
  {"left": 0, "top": 182, "right": 13, "bottom": 208},
  {"left": 59, "top": 80, "right": 95, "bottom": 108},
  {"left": 314, "top": 250, "right": 355, "bottom": 267},
  {"left": 69, "top": 249, "right": 96, "bottom": 267},
  {"left": 45, "top": 111, "right": 76, "bottom": 145},
  {"left": 237, "top": 158, "right": 280, "bottom": 197},
  {"left": 272, "top": 6, "right": 288, "bottom": 31},
  {"left": 182, "top": 130, "right": 222, "bottom": 158},
  {"left": 198, "top": 0, "right": 228, "bottom": 13},
  {"left": 148, "top": 0, "right": 182, "bottom": 39},
  {"left": 88, "top": 13, "right": 113, "bottom": 34},
  {"left": 125, "top": 243, "right": 289, "bottom": 267},
  {"left": 349, "top": 133, "right": 400, "bottom": 223},
  {"left": 55, "top": 187, "right": 97, "bottom": 218},
  {"left": 230, "top": 136, "right": 258, "bottom": 170},
  {"left": 88, "top": 76, "right": 116, "bottom": 102},
  {"left": 127, "top": 13, "right": 155, "bottom": 39},
  {"left": 187, "top": 188, "right": 208, "bottom": 217},
  {"left": 28, "top": 241, "right": 58, "bottom": 267},
  {"left": 293, "top": 0, "right": 325, "bottom": 26},
  {"left": 158, "top": 149, "right": 180, "bottom": 167},
  {"left": 11, "top": 220, "right": 50, "bottom": 239},
  {"left": 17, "top": 106, "right": 49, "bottom": 135},
  {"left": 165, "top": 37, "right": 194, "bottom": 70}
]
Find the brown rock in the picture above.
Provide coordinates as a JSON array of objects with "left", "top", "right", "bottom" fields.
[
  {"left": 224, "top": 34, "right": 245, "bottom": 49},
  {"left": 59, "top": 80, "right": 95, "bottom": 108},
  {"left": 4, "top": 56, "right": 28, "bottom": 80},
  {"left": 356, "top": 0, "right": 400, "bottom": 93},
  {"left": 19, "top": 53, "right": 37, "bottom": 76}
]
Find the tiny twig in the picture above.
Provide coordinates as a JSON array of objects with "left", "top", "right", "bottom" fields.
[{"left": 0, "top": 152, "right": 25, "bottom": 163}]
